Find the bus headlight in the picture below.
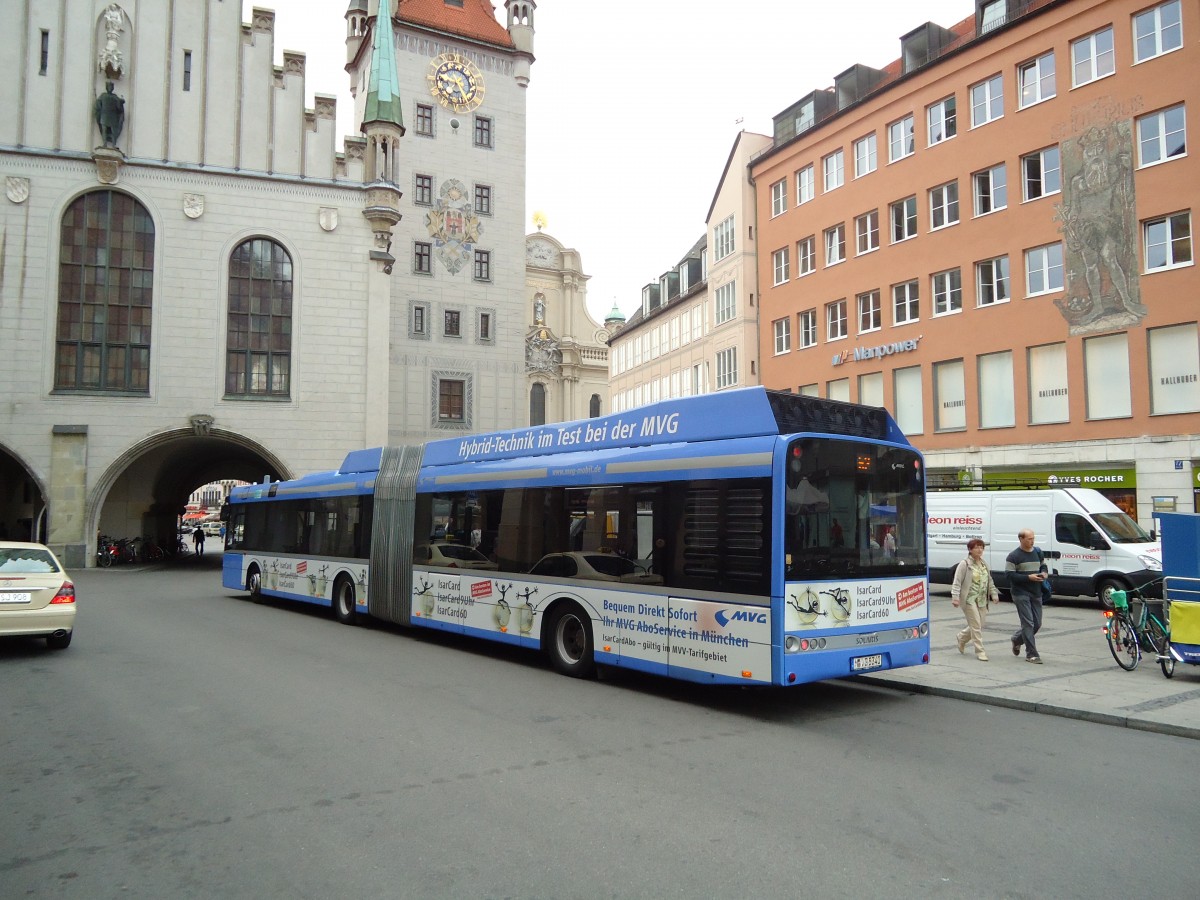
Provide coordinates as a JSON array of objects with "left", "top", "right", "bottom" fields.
[
  {"left": 919, "top": 622, "right": 929, "bottom": 637},
  {"left": 785, "top": 635, "right": 800, "bottom": 653}
]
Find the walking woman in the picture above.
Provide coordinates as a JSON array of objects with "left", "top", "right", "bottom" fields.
[{"left": 951, "top": 538, "right": 999, "bottom": 661}]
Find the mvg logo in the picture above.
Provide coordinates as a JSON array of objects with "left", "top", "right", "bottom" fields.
[{"left": 715, "top": 609, "right": 767, "bottom": 627}]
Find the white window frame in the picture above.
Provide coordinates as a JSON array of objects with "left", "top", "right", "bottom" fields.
[
  {"left": 797, "top": 236, "right": 815, "bottom": 276},
  {"left": 1143, "top": 212, "right": 1193, "bottom": 271},
  {"left": 796, "top": 164, "right": 814, "bottom": 204},
  {"left": 970, "top": 74, "right": 1003, "bottom": 127},
  {"left": 857, "top": 290, "right": 881, "bottom": 334},
  {"left": 927, "top": 96, "right": 957, "bottom": 145},
  {"left": 770, "top": 178, "right": 787, "bottom": 217},
  {"left": 1022, "top": 146, "right": 1061, "bottom": 201},
  {"left": 715, "top": 281, "right": 737, "bottom": 323},
  {"left": 929, "top": 181, "right": 959, "bottom": 230},
  {"left": 853, "top": 133, "right": 877, "bottom": 177},
  {"left": 976, "top": 256, "right": 1011, "bottom": 306},
  {"left": 713, "top": 215, "right": 735, "bottom": 262},
  {"left": 888, "top": 114, "right": 915, "bottom": 162},
  {"left": 823, "top": 148, "right": 845, "bottom": 192},
  {"left": 773, "top": 317, "right": 791, "bottom": 355},
  {"left": 933, "top": 359, "right": 967, "bottom": 432},
  {"left": 1133, "top": 0, "right": 1183, "bottom": 64},
  {"left": 973, "top": 163, "right": 1008, "bottom": 216},
  {"left": 932, "top": 268, "right": 963, "bottom": 316},
  {"left": 715, "top": 347, "right": 738, "bottom": 389},
  {"left": 1084, "top": 333, "right": 1132, "bottom": 420},
  {"left": 1028, "top": 342, "right": 1069, "bottom": 424},
  {"left": 772, "top": 247, "right": 790, "bottom": 286},
  {"left": 824, "top": 223, "right": 846, "bottom": 266},
  {"left": 826, "top": 299, "right": 848, "bottom": 341},
  {"left": 799, "top": 309, "right": 817, "bottom": 348},
  {"left": 978, "top": 350, "right": 1016, "bottom": 428},
  {"left": 1025, "top": 242, "right": 1065, "bottom": 295},
  {"left": 1018, "top": 52, "right": 1056, "bottom": 108},
  {"left": 893, "top": 280, "right": 919, "bottom": 325},
  {"left": 890, "top": 196, "right": 917, "bottom": 243},
  {"left": 855, "top": 210, "right": 879, "bottom": 255},
  {"left": 1137, "top": 104, "right": 1187, "bottom": 167},
  {"left": 1072, "top": 26, "right": 1115, "bottom": 87}
]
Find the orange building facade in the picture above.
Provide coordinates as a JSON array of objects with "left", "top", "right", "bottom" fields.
[{"left": 752, "top": 0, "right": 1199, "bottom": 521}]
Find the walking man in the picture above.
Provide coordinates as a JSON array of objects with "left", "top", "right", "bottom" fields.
[
  {"left": 1006, "top": 529, "right": 1048, "bottom": 663},
  {"left": 192, "top": 526, "right": 206, "bottom": 558}
]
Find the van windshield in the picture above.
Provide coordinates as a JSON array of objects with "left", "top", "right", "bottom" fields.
[{"left": 1093, "top": 512, "right": 1152, "bottom": 544}]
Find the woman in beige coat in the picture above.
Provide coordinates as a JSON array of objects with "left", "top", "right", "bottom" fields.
[{"left": 951, "top": 538, "right": 999, "bottom": 660}]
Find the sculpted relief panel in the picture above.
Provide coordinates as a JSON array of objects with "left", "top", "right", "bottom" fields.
[{"left": 1055, "top": 118, "right": 1143, "bottom": 335}]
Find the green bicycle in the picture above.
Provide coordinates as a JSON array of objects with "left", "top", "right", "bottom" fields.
[{"left": 1104, "top": 588, "right": 1174, "bottom": 678}]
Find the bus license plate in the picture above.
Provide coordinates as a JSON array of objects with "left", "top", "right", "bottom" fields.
[{"left": 852, "top": 654, "right": 883, "bottom": 672}]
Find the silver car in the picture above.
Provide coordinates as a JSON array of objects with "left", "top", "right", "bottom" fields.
[{"left": 0, "top": 542, "right": 76, "bottom": 649}]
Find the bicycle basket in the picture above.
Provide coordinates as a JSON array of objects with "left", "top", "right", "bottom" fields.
[{"left": 1110, "top": 589, "right": 1128, "bottom": 610}]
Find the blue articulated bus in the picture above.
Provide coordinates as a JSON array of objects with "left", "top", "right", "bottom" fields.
[{"left": 222, "top": 387, "right": 930, "bottom": 685}]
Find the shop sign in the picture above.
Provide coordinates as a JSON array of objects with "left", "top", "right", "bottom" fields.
[
  {"left": 982, "top": 467, "right": 1136, "bottom": 487},
  {"left": 832, "top": 336, "right": 921, "bottom": 366}
]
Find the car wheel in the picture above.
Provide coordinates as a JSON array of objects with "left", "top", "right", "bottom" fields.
[
  {"left": 546, "top": 601, "right": 595, "bottom": 678},
  {"left": 1097, "top": 577, "right": 1126, "bottom": 612},
  {"left": 46, "top": 632, "right": 72, "bottom": 650},
  {"left": 333, "top": 576, "right": 358, "bottom": 626}
]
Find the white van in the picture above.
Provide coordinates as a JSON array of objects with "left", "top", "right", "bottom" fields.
[{"left": 927, "top": 488, "right": 1161, "bottom": 608}]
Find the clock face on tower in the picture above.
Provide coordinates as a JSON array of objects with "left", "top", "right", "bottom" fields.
[{"left": 427, "top": 52, "right": 485, "bottom": 113}]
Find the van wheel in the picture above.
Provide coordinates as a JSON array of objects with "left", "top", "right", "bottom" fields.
[
  {"left": 333, "top": 576, "right": 358, "bottom": 626},
  {"left": 546, "top": 602, "right": 595, "bottom": 678},
  {"left": 1097, "top": 578, "right": 1126, "bottom": 612}
]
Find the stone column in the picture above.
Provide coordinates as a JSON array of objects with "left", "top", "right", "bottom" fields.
[{"left": 48, "top": 425, "right": 89, "bottom": 568}]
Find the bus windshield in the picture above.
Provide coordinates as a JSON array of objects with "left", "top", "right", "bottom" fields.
[{"left": 784, "top": 437, "right": 925, "bottom": 578}]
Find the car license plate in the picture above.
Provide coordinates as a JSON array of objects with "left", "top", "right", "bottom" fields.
[
  {"left": 0, "top": 592, "right": 32, "bottom": 604},
  {"left": 852, "top": 653, "right": 883, "bottom": 672}
]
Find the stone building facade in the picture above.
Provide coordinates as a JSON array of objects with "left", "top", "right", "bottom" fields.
[{"left": 0, "top": 0, "right": 536, "bottom": 564}]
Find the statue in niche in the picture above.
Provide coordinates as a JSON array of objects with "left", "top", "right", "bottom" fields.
[
  {"left": 98, "top": 5, "right": 125, "bottom": 78},
  {"left": 94, "top": 81, "right": 125, "bottom": 147},
  {"left": 533, "top": 292, "right": 546, "bottom": 325}
]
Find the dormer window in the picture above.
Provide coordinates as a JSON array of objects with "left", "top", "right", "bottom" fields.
[
  {"left": 446, "top": 0, "right": 465, "bottom": 8},
  {"left": 980, "top": 0, "right": 1005, "bottom": 34}
]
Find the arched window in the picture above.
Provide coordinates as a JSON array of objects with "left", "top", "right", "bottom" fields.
[
  {"left": 529, "top": 383, "right": 546, "bottom": 426},
  {"left": 590, "top": 394, "right": 601, "bottom": 418},
  {"left": 226, "top": 238, "right": 292, "bottom": 396},
  {"left": 55, "top": 190, "right": 154, "bottom": 391}
]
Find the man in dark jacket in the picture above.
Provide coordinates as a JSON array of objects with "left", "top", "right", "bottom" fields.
[{"left": 1006, "top": 529, "right": 1048, "bottom": 663}]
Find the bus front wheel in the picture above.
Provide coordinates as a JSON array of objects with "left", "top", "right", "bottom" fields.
[
  {"left": 333, "top": 576, "right": 358, "bottom": 626},
  {"left": 547, "top": 602, "right": 595, "bottom": 678}
]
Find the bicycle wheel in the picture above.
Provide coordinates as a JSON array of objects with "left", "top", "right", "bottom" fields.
[
  {"left": 1106, "top": 614, "right": 1139, "bottom": 670},
  {"left": 1147, "top": 621, "right": 1176, "bottom": 678}
]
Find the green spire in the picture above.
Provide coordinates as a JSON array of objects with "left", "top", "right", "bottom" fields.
[
  {"left": 362, "top": 0, "right": 404, "bottom": 130},
  {"left": 605, "top": 302, "right": 625, "bottom": 324}
]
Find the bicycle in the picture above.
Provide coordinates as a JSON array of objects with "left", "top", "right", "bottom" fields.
[{"left": 1104, "top": 584, "right": 1174, "bottom": 678}]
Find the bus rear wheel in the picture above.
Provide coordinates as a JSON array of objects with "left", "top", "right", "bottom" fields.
[
  {"left": 333, "top": 576, "right": 358, "bottom": 625},
  {"left": 247, "top": 565, "right": 263, "bottom": 603},
  {"left": 547, "top": 602, "right": 595, "bottom": 678}
]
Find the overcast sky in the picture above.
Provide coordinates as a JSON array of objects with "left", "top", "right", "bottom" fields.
[{"left": 253, "top": 0, "right": 973, "bottom": 323}]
